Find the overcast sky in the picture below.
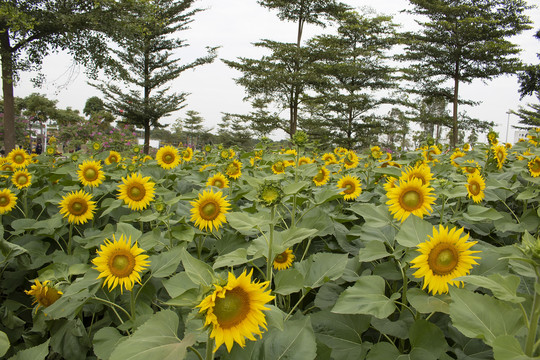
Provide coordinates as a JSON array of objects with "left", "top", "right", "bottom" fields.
[{"left": 14, "top": 0, "right": 540, "bottom": 143}]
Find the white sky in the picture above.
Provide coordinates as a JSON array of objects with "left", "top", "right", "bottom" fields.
[{"left": 14, "top": 0, "right": 540, "bottom": 142}]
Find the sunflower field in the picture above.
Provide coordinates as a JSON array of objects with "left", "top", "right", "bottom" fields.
[{"left": 1, "top": 130, "right": 540, "bottom": 360}]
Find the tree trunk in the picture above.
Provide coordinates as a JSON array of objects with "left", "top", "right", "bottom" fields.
[
  {"left": 144, "top": 123, "right": 150, "bottom": 154},
  {"left": 452, "top": 60, "right": 460, "bottom": 148},
  {"left": 1, "top": 31, "right": 16, "bottom": 153}
]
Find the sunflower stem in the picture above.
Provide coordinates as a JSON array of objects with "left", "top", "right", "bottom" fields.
[
  {"left": 205, "top": 331, "right": 214, "bottom": 360},
  {"left": 91, "top": 297, "right": 131, "bottom": 322},
  {"left": 266, "top": 206, "right": 275, "bottom": 284},
  {"left": 525, "top": 281, "right": 540, "bottom": 356},
  {"left": 67, "top": 223, "right": 74, "bottom": 255}
]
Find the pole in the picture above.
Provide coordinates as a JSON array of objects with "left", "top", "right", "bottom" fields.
[{"left": 506, "top": 111, "right": 511, "bottom": 144}]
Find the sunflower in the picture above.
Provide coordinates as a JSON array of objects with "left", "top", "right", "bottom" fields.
[
  {"left": 0, "top": 189, "right": 17, "bottom": 214},
  {"left": 400, "top": 163, "right": 433, "bottom": 186},
  {"left": 1, "top": 163, "right": 14, "bottom": 173},
  {"left": 200, "top": 164, "right": 217, "bottom": 172},
  {"left": 182, "top": 147, "right": 194, "bottom": 162},
  {"left": 156, "top": 145, "right": 180, "bottom": 169},
  {"left": 529, "top": 157, "right": 540, "bottom": 177},
  {"left": 343, "top": 151, "right": 359, "bottom": 169},
  {"left": 411, "top": 225, "right": 481, "bottom": 295},
  {"left": 297, "top": 156, "right": 313, "bottom": 166},
  {"left": 423, "top": 145, "right": 441, "bottom": 163},
  {"left": 386, "top": 177, "right": 436, "bottom": 222},
  {"left": 220, "top": 150, "right": 230, "bottom": 159},
  {"left": 337, "top": 175, "right": 362, "bottom": 201},
  {"left": 466, "top": 172, "right": 486, "bottom": 203},
  {"left": 197, "top": 269, "right": 275, "bottom": 353},
  {"left": 8, "top": 148, "right": 30, "bottom": 168},
  {"left": 334, "top": 147, "right": 348, "bottom": 157},
  {"left": 117, "top": 173, "right": 156, "bottom": 211},
  {"left": 461, "top": 159, "right": 481, "bottom": 175},
  {"left": 77, "top": 160, "right": 105, "bottom": 187},
  {"left": 133, "top": 145, "right": 141, "bottom": 154},
  {"left": 58, "top": 189, "right": 96, "bottom": 225},
  {"left": 46, "top": 146, "right": 56, "bottom": 155},
  {"left": 207, "top": 172, "right": 229, "bottom": 189},
  {"left": 462, "top": 143, "right": 471, "bottom": 151},
  {"left": 142, "top": 155, "right": 153, "bottom": 162},
  {"left": 226, "top": 160, "right": 242, "bottom": 180},
  {"left": 92, "top": 234, "right": 150, "bottom": 293},
  {"left": 271, "top": 161, "right": 285, "bottom": 174},
  {"left": 25, "top": 279, "right": 62, "bottom": 311},
  {"left": 273, "top": 249, "right": 295, "bottom": 270},
  {"left": 92, "top": 142, "right": 101, "bottom": 151},
  {"left": 450, "top": 150, "right": 466, "bottom": 167},
  {"left": 322, "top": 152, "right": 338, "bottom": 165},
  {"left": 105, "top": 150, "right": 122, "bottom": 165},
  {"left": 258, "top": 181, "right": 282, "bottom": 207},
  {"left": 313, "top": 166, "right": 330, "bottom": 186},
  {"left": 204, "top": 144, "right": 213, "bottom": 152},
  {"left": 370, "top": 146, "right": 382, "bottom": 160},
  {"left": 492, "top": 144, "right": 507, "bottom": 169},
  {"left": 12, "top": 169, "right": 32, "bottom": 189},
  {"left": 382, "top": 176, "right": 398, "bottom": 193},
  {"left": 190, "top": 189, "right": 231, "bottom": 232}
]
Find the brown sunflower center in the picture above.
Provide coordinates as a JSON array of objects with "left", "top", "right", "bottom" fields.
[
  {"left": 110, "top": 156, "right": 118, "bottom": 163},
  {"left": 469, "top": 182, "right": 480, "bottom": 196},
  {"left": 497, "top": 151, "right": 504, "bottom": 161},
  {"left": 70, "top": 200, "right": 88, "bottom": 215},
  {"left": 401, "top": 190, "right": 422, "bottom": 211},
  {"left": 343, "top": 183, "right": 355, "bottom": 194},
  {"left": 84, "top": 168, "right": 97, "bottom": 181},
  {"left": 38, "top": 288, "right": 62, "bottom": 307},
  {"left": 128, "top": 184, "right": 146, "bottom": 201},
  {"left": 314, "top": 171, "right": 325, "bottom": 182},
  {"left": 274, "top": 251, "right": 288, "bottom": 264},
  {"left": 531, "top": 160, "right": 540, "bottom": 172},
  {"left": 428, "top": 243, "right": 459, "bottom": 275},
  {"left": 163, "top": 153, "right": 174, "bottom": 164},
  {"left": 213, "top": 287, "right": 250, "bottom": 329},
  {"left": 200, "top": 201, "right": 219, "bottom": 220},
  {"left": 262, "top": 188, "right": 279, "bottom": 203},
  {"left": 108, "top": 251, "right": 136, "bottom": 278},
  {"left": 213, "top": 179, "right": 223, "bottom": 188},
  {"left": 0, "top": 195, "right": 8, "bottom": 205},
  {"left": 17, "top": 174, "right": 29, "bottom": 185},
  {"left": 14, "top": 154, "right": 24, "bottom": 164},
  {"left": 465, "top": 166, "right": 476, "bottom": 174},
  {"left": 274, "top": 163, "right": 284, "bottom": 172}
]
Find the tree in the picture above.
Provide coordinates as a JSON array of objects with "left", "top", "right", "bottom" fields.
[
  {"left": 224, "top": 0, "right": 350, "bottom": 139},
  {"left": 0, "top": 0, "right": 126, "bottom": 152},
  {"left": 401, "top": 0, "right": 532, "bottom": 147},
  {"left": 305, "top": 10, "right": 399, "bottom": 149},
  {"left": 84, "top": 96, "right": 106, "bottom": 117},
  {"left": 518, "top": 29, "right": 540, "bottom": 97},
  {"left": 92, "top": 0, "right": 217, "bottom": 154},
  {"left": 512, "top": 95, "right": 540, "bottom": 128},
  {"left": 182, "top": 110, "right": 205, "bottom": 148}
]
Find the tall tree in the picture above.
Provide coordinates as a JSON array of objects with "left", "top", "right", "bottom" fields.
[
  {"left": 305, "top": 10, "right": 399, "bottom": 149},
  {"left": 224, "top": 0, "right": 350, "bottom": 138},
  {"left": 401, "top": 0, "right": 532, "bottom": 147},
  {"left": 518, "top": 29, "right": 540, "bottom": 98},
  {"left": 0, "top": 0, "right": 124, "bottom": 152},
  {"left": 182, "top": 110, "right": 205, "bottom": 148},
  {"left": 92, "top": 0, "right": 217, "bottom": 154}
]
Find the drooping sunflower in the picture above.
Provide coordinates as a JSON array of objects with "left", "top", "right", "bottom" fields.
[
  {"left": 117, "top": 173, "right": 156, "bottom": 211},
  {"left": 297, "top": 156, "right": 313, "bottom": 166},
  {"left": 450, "top": 150, "right": 466, "bottom": 167},
  {"left": 58, "top": 189, "right": 96, "bottom": 225},
  {"left": 190, "top": 189, "right": 231, "bottom": 232},
  {"left": 226, "top": 159, "right": 242, "bottom": 180},
  {"left": 207, "top": 172, "right": 229, "bottom": 189},
  {"left": 492, "top": 144, "right": 507, "bottom": 169},
  {"left": 400, "top": 163, "right": 433, "bottom": 186},
  {"left": 156, "top": 145, "right": 180, "bottom": 169},
  {"left": 313, "top": 166, "right": 330, "bottom": 186},
  {"left": 25, "top": 279, "right": 62, "bottom": 311},
  {"left": 12, "top": 169, "right": 32, "bottom": 189},
  {"left": 466, "top": 172, "right": 486, "bottom": 203},
  {"left": 0, "top": 188, "right": 17, "bottom": 214},
  {"left": 271, "top": 161, "right": 286, "bottom": 174},
  {"left": 528, "top": 157, "right": 540, "bottom": 177},
  {"left": 410, "top": 225, "right": 481, "bottom": 295},
  {"left": 461, "top": 159, "right": 481, "bottom": 175},
  {"left": 197, "top": 269, "right": 275, "bottom": 353},
  {"left": 92, "top": 234, "right": 150, "bottom": 293},
  {"left": 200, "top": 163, "right": 217, "bottom": 172},
  {"left": 182, "top": 147, "right": 194, "bottom": 162},
  {"left": 386, "top": 177, "right": 436, "bottom": 222},
  {"left": 8, "top": 148, "right": 30, "bottom": 168},
  {"left": 77, "top": 160, "right": 105, "bottom": 187},
  {"left": 273, "top": 249, "right": 295, "bottom": 270},
  {"left": 322, "top": 152, "right": 338, "bottom": 165},
  {"left": 343, "top": 151, "right": 359, "bottom": 169},
  {"left": 337, "top": 175, "right": 362, "bottom": 201},
  {"left": 105, "top": 150, "right": 122, "bottom": 165},
  {"left": 423, "top": 145, "right": 441, "bottom": 163}
]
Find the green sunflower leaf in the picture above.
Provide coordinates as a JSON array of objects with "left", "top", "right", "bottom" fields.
[
  {"left": 0, "top": 331, "right": 9, "bottom": 358},
  {"left": 457, "top": 274, "right": 525, "bottom": 303},
  {"left": 263, "top": 316, "right": 317, "bottom": 360},
  {"left": 296, "top": 253, "right": 348, "bottom": 289},
  {"left": 8, "top": 339, "right": 50, "bottom": 360},
  {"left": 395, "top": 216, "right": 433, "bottom": 247}
]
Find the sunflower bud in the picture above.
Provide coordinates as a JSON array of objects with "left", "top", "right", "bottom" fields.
[
  {"left": 258, "top": 181, "right": 283, "bottom": 207},
  {"left": 292, "top": 130, "right": 308, "bottom": 147}
]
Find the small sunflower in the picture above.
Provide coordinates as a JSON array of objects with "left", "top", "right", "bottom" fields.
[
  {"left": 105, "top": 150, "right": 122, "bottom": 165},
  {"left": 528, "top": 157, "right": 540, "bottom": 177},
  {"left": 117, "top": 173, "right": 156, "bottom": 211},
  {"left": 258, "top": 181, "right": 283, "bottom": 207},
  {"left": 46, "top": 146, "right": 56, "bottom": 155},
  {"left": 450, "top": 150, "right": 466, "bottom": 167},
  {"left": 466, "top": 172, "right": 486, "bottom": 203},
  {"left": 411, "top": 225, "right": 481, "bottom": 295},
  {"left": 92, "top": 142, "right": 101, "bottom": 151},
  {"left": 313, "top": 166, "right": 330, "bottom": 186},
  {"left": 400, "top": 163, "right": 433, "bottom": 186},
  {"left": 334, "top": 147, "right": 348, "bottom": 157},
  {"left": 8, "top": 148, "right": 30, "bottom": 168},
  {"left": 204, "top": 144, "right": 213, "bottom": 152},
  {"left": 271, "top": 161, "right": 286, "bottom": 174},
  {"left": 229, "top": 148, "right": 236, "bottom": 159},
  {"left": 336, "top": 175, "right": 362, "bottom": 201},
  {"left": 92, "top": 234, "right": 150, "bottom": 293},
  {"left": 58, "top": 189, "right": 96, "bottom": 225},
  {"left": 423, "top": 145, "right": 441, "bottom": 163},
  {"left": 0, "top": 188, "right": 17, "bottom": 214},
  {"left": 12, "top": 169, "right": 32, "bottom": 189},
  {"left": 226, "top": 160, "right": 242, "bottom": 180},
  {"left": 462, "top": 143, "right": 471, "bottom": 151},
  {"left": 197, "top": 269, "right": 275, "bottom": 353},
  {"left": 25, "top": 279, "right": 62, "bottom": 311},
  {"left": 182, "top": 147, "right": 194, "bottom": 162},
  {"left": 77, "top": 160, "right": 105, "bottom": 187},
  {"left": 156, "top": 145, "right": 180, "bottom": 169},
  {"left": 322, "top": 152, "right": 338, "bottom": 165},
  {"left": 386, "top": 177, "right": 436, "bottom": 222},
  {"left": 220, "top": 149, "right": 230, "bottom": 159},
  {"left": 297, "top": 156, "right": 313, "bottom": 166},
  {"left": 370, "top": 146, "right": 382, "bottom": 160},
  {"left": 343, "top": 151, "right": 359, "bottom": 169},
  {"left": 207, "top": 172, "right": 229, "bottom": 189},
  {"left": 492, "top": 144, "right": 507, "bottom": 169},
  {"left": 190, "top": 189, "right": 231, "bottom": 232},
  {"left": 461, "top": 159, "right": 481, "bottom": 175},
  {"left": 273, "top": 249, "right": 295, "bottom": 270}
]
